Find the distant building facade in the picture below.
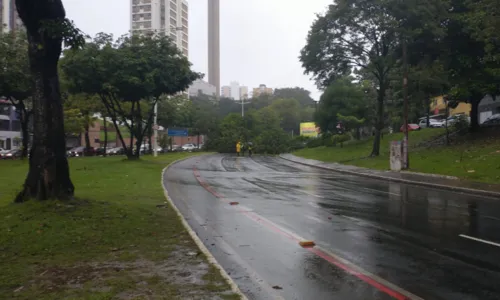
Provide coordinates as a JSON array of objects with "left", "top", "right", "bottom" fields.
[
  {"left": 1, "top": 0, "right": 23, "bottom": 32},
  {"left": 221, "top": 86, "right": 231, "bottom": 98},
  {"left": 230, "top": 81, "right": 240, "bottom": 100},
  {"left": 478, "top": 95, "right": 500, "bottom": 124},
  {"left": 239, "top": 86, "right": 249, "bottom": 100},
  {"left": 0, "top": 98, "right": 21, "bottom": 150},
  {"left": 253, "top": 84, "right": 273, "bottom": 97},
  {"left": 188, "top": 79, "right": 216, "bottom": 98},
  {"left": 130, "top": 0, "right": 189, "bottom": 57}
]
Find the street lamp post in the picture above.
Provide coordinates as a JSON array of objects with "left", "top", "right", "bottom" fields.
[{"left": 240, "top": 97, "right": 249, "bottom": 117}]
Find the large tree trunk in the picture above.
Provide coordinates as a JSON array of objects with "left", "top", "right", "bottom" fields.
[
  {"left": 20, "top": 110, "right": 30, "bottom": 159},
  {"left": 470, "top": 97, "right": 481, "bottom": 132},
  {"left": 15, "top": 0, "right": 74, "bottom": 202},
  {"left": 370, "top": 93, "right": 385, "bottom": 157},
  {"left": 84, "top": 122, "right": 91, "bottom": 153},
  {"left": 103, "top": 115, "right": 108, "bottom": 157}
]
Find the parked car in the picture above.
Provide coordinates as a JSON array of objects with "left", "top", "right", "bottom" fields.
[
  {"left": 0, "top": 148, "right": 8, "bottom": 155},
  {"left": 167, "top": 144, "right": 181, "bottom": 152},
  {"left": 181, "top": 143, "right": 197, "bottom": 151},
  {"left": 67, "top": 146, "right": 95, "bottom": 157},
  {"left": 400, "top": 124, "right": 421, "bottom": 132},
  {"left": 1, "top": 149, "right": 22, "bottom": 160},
  {"left": 95, "top": 147, "right": 106, "bottom": 156},
  {"left": 482, "top": 114, "right": 500, "bottom": 126},
  {"left": 107, "top": 147, "right": 125, "bottom": 156},
  {"left": 446, "top": 114, "right": 470, "bottom": 126}
]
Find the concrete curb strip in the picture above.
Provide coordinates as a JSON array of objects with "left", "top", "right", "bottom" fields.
[
  {"left": 280, "top": 154, "right": 500, "bottom": 199},
  {"left": 161, "top": 155, "right": 248, "bottom": 300}
]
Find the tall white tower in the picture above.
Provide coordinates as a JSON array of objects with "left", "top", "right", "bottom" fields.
[{"left": 207, "top": 0, "right": 220, "bottom": 98}]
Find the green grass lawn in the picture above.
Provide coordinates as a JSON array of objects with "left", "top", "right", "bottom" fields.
[
  {"left": 294, "top": 128, "right": 500, "bottom": 183},
  {"left": 0, "top": 154, "right": 239, "bottom": 300}
]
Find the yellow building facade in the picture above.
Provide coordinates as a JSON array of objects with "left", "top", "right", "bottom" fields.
[{"left": 430, "top": 95, "right": 471, "bottom": 116}]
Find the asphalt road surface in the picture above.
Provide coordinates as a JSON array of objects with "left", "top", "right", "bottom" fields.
[{"left": 163, "top": 154, "right": 500, "bottom": 300}]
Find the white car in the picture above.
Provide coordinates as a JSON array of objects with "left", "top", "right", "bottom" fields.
[
  {"left": 181, "top": 144, "right": 197, "bottom": 151},
  {"left": 0, "top": 148, "right": 8, "bottom": 154},
  {"left": 418, "top": 118, "right": 444, "bottom": 128}
]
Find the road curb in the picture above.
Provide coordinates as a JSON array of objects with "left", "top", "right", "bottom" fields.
[
  {"left": 280, "top": 155, "right": 500, "bottom": 199},
  {"left": 161, "top": 155, "right": 248, "bottom": 300}
]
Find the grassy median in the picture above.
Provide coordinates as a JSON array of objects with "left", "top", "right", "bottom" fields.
[
  {"left": 0, "top": 153, "right": 240, "bottom": 300},
  {"left": 294, "top": 128, "right": 500, "bottom": 183}
]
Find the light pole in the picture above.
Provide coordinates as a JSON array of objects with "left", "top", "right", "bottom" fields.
[
  {"left": 153, "top": 26, "right": 185, "bottom": 157},
  {"left": 240, "top": 97, "right": 250, "bottom": 117}
]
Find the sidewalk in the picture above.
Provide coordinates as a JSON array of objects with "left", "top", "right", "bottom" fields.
[{"left": 280, "top": 154, "right": 500, "bottom": 198}]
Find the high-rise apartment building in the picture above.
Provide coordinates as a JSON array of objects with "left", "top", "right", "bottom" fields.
[
  {"left": 253, "top": 84, "right": 273, "bottom": 97},
  {"left": 230, "top": 81, "right": 240, "bottom": 100},
  {"left": 221, "top": 86, "right": 231, "bottom": 98},
  {"left": 239, "top": 86, "right": 249, "bottom": 100},
  {"left": 130, "top": 0, "right": 189, "bottom": 57},
  {"left": 1, "top": 0, "right": 23, "bottom": 32}
]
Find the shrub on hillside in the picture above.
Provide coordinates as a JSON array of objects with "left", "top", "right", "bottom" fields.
[{"left": 332, "top": 133, "right": 351, "bottom": 147}]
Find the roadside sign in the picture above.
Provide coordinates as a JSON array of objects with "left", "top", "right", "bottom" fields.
[{"left": 167, "top": 128, "right": 188, "bottom": 137}]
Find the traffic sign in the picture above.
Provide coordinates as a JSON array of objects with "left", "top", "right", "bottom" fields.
[{"left": 167, "top": 128, "right": 188, "bottom": 137}]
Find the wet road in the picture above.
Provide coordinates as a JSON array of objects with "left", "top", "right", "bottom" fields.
[{"left": 163, "top": 154, "right": 500, "bottom": 300}]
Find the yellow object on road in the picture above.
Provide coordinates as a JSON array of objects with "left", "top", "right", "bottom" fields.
[{"left": 236, "top": 142, "right": 241, "bottom": 153}]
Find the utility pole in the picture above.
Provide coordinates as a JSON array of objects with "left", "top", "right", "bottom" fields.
[
  {"left": 240, "top": 97, "right": 249, "bottom": 117},
  {"left": 402, "top": 39, "right": 409, "bottom": 169}
]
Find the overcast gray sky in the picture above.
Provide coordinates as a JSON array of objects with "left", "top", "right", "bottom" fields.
[{"left": 62, "top": 0, "right": 331, "bottom": 100}]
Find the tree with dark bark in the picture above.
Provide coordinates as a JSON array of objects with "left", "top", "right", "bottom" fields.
[
  {"left": 442, "top": 0, "right": 500, "bottom": 131},
  {"left": 300, "top": 0, "right": 400, "bottom": 157},
  {"left": 0, "top": 29, "right": 33, "bottom": 159},
  {"left": 14, "top": 0, "right": 85, "bottom": 202},
  {"left": 61, "top": 33, "right": 201, "bottom": 159},
  {"left": 315, "top": 76, "right": 371, "bottom": 136},
  {"left": 300, "top": 0, "right": 449, "bottom": 156},
  {"left": 63, "top": 93, "right": 99, "bottom": 151}
]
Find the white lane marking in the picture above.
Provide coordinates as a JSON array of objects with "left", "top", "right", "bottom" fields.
[
  {"left": 295, "top": 189, "right": 325, "bottom": 198},
  {"left": 306, "top": 215, "right": 325, "bottom": 224},
  {"left": 459, "top": 234, "right": 500, "bottom": 248},
  {"left": 308, "top": 202, "right": 321, "bottom": 208}
]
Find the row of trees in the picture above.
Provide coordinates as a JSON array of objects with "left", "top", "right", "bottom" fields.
[
  {"left": 0, "top": 0, "right": 201, "bottom": 202},
  {"left": 300, "top": 0, "right": 500, "bottom": 157},
  {"left": 150, "top": 88, "right": 317, "bottom": 153}
]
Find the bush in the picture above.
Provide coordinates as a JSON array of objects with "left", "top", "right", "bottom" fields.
[
  {"left": 453, "top": 114, "right": 469, "bottom": 134},
  {"left": 332, "top": 133, "right": 351, "bottom": 147},
  {"left": 306, "top": 137, "right": 323, "bottom": 148}
]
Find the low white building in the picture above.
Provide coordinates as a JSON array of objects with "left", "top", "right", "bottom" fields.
[
  {"left": 188, "top": 79, "right": 217, "bottom": 98},
  {"left": 0, "top": 100, "right": 21, "bottom": 150}
]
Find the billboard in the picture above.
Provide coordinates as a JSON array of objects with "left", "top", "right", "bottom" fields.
[{"left": 299, "top": 122, "right": 319, "bottom": 137}]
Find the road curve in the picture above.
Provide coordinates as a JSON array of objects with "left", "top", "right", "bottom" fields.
[{"left": 163, "top": 154, "right": 500, "bottom": 300}]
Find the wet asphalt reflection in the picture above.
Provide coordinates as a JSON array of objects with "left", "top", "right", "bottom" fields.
[{"left": 163, "top": 154, "right": 500, "bottom": 300}]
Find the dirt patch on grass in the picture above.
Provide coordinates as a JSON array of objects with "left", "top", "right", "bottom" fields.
[{"left": 22, "top": 245, "right": 236, "bottom": 299}]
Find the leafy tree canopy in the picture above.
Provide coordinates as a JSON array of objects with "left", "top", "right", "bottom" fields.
[{"left": 60, "top": 32, "right": 202, "bottom": 158}]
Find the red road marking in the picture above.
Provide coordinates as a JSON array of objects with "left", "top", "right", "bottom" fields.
[
  {"left": 191, "top": 166, "right": 410, "bottom": 300},
  {"left": 308, "top": 247, "right": 408, "bottom": 300}
]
